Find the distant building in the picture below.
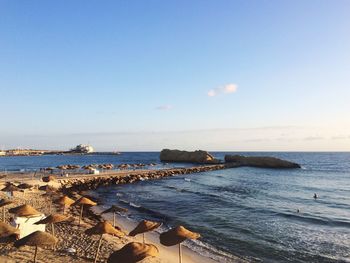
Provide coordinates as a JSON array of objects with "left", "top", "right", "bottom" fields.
[
  {"left": 71, "top": 144, "right": 94, "bottom": 153},
  {"left": 0, "top": 151, "right": 6, "bottom": 156}
]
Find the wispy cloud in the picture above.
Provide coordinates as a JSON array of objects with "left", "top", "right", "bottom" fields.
[
  {"left": 208, "top": 83, "right": 238, "bottom": 97},
  {"left": 155, "top": 105, "right": 173, "bottom": 110}
]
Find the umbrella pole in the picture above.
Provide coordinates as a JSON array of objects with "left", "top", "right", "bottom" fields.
[
  {"left": 94, "top": 234, "right": 103, "bottom": 263},
  {"left": 51, "top": 223, "right": 55, "bottom": 237},
  {"left": 2, "top": 207, "right": 5, "bottom": 222},
  {"left": 179, "top": 243, "right": 182, "bottom": 263},
  {"left": 143, "top": 233, "right": 145, "bottom": 244},
  {"left": 79, "top": 205, "right": 84, "bottom": 225},
  {"left": 34, "top": 245, "right": 38, "bottom": 263},
  {"left": 113, "top": 212, "right": 116, "bottom": 228},
  {"left": 49, "top": 200, "right": 52, "bottom": 213},
  {"left": 63, "top": 205, "right": 66, "bottom": 214}
]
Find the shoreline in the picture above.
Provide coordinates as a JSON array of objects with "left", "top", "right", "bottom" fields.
[{"left": 0, "top": 170, "right": 246, "bottom": 263}]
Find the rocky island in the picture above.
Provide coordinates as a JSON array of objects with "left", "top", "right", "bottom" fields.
[
  {"left": 225, "top": 155, "right": 301, "bottom": 168},
  {"left": 160, "top": 149, "right": 221, "bottom": 164}
]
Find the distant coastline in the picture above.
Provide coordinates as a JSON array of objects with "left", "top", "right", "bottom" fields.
[{"left": 0, "top": 150, "right": 122, "bottom": 157}]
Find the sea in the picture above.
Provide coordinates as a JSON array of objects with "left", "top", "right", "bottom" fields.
[{"left": 1, "top": 152, "right": 349, "bottom": 262}]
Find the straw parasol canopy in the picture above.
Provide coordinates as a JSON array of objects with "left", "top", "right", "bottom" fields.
[
  {"left": 14, "top": 231, "right": 58, "bottom": 263},
  {"left": 129, "top": 220, "right": 161, "bottom": 243},
  {"left": 85, "top": 221, "right": 125, "bottom": 263},
  {"left": 159, "top": 226, "right": 200, "bottom": 263},
  {"left": 35, "top": 214, "right": 69, "bottom": 224},
  {"left": 73, "top": 196, "right": 97, "bottom": 206},
  {"left": 42, "top": 175, "right": 55, "bottom": 182},
  {"left": 0, "top": 222, "right": 20, "bottom": 241},
  {"left": 107, "top": 242, "right": 159, "bottom": 263},
  {"left": 55, "top": 195, "right": 75, "bottom": 214},
  {"left": 8, "top": 204, "right": 41, "bottom": 217},
  {"left": 85, "top": 221, "right": 125, "bottom": 237},
  {"left": 17, "top": 183, "right": 33, "bottom": 190},
  {"left": 101, "top": 205, "right": 128, "bottom": 228},
  {"left": 56, "top": 165, "right": 67, "bottom": 170},
  {"left": 35, "top": 214, "right": 70, "bottom": 237},
  {"left": 159, "top": 225, "right": 200, "bottom": 246},
  {"left": 0, "top": 199, "right": 13, "bottom": 222},
  {"left": 101, "top": 205, "right": 128, "bottom": 214},
  {"left": 38, "top": 185, "right": 57, "bottom": 192},
  {"left": 73, "top": 197, "right": 97, "bottom": 225},
  {"left": 1, "top": 184, "right": 20, "bottom": 196},
  {"left": 0, "top": 199, "right": 13, "bottom": 208}
]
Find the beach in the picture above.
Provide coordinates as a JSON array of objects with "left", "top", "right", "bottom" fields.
[{"left": 0, "top": 168, "right": 238, "bottom": 263}]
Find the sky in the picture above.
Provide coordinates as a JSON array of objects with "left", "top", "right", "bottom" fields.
[{"left": 0, "top": 0, "right": 350, "bottom": 151}]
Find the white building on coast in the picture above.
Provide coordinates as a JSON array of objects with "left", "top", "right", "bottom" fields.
[{"left": 71, "top": 144, "right": 94, "bottom": 153}]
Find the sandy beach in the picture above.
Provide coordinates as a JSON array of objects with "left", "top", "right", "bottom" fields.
[{"left": 0, "top": 171, "right": 235, "bottom": 263}]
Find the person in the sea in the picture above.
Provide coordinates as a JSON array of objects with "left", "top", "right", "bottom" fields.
[
  {"left": 297, "top": 209, "right": 300, "bottom": 213},
  {"left": 313, "top": 193, "right": 318, "bottom": 199}
]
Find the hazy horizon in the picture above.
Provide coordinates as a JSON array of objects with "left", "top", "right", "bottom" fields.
[{"left": 1, "top": 1, "right": 349, "bottom": 151}]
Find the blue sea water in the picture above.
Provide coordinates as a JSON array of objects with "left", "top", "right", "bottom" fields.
[{"left": 1, "top": 152, "right": 350, "bottom": 262}]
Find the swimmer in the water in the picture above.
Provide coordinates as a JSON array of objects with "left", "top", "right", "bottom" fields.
[{"left": 313, "top": 193, "right": 318, "bottom": 199}]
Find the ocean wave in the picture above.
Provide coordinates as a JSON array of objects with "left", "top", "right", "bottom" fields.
[
  {"left": 118, "top": 199, "right": 171, "bottom": 221},
  {"left": 274, "top": 211, "right": 350, "bottom": 228}
]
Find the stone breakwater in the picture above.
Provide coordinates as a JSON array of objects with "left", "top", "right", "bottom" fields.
[{"left": 59, "top": 164, "right": 227, "bottom": 192}]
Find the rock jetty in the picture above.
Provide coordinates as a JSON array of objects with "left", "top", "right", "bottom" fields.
[
  {"left": 160, "top": 149, "right": 220, "bottom": 164},
  {"left": 224, "top": 155, "right": 301, "bottom": 168},
  {"left": 59, "top": 165, "right": 226, "bottom": 192}
]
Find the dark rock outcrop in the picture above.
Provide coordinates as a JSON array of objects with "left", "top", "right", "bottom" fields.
[
  {"left": 224, "top": 155, "right": 301, "bottom": 169},
  {"left": 160, "top": 149, "right": 220, "bottom": 164}
]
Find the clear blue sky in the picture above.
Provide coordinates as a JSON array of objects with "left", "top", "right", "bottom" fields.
[{"left": 1, "top": 0, "right": 349, "bottom": 151}]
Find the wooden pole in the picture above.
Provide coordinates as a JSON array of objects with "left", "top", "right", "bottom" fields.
[
  {"left": 113, "top": 212, "right": 116, "bottom": 228},
  {"left": 2, "top": 207, "right": 5, "bottom": 222},
  {"left": 94, "top": 234, "right": 103, "bottom": 263},
  {"left": 63, "top": 205, "right": 66, "bottom": 215},
  {"left": 34, "top": 246, "right": 38, "bottom": 263},
  {"left": 79, "top": 205, "right": 84, "bottom": 225},
  {"left": 51, "top": 223, "right": 55, "bottom": 237},
  {"left": 179, "top": 243, "right": 182, "bottom": 263},
  {"left": 143, "top": 233, "right": 145, "bottom": 244}
]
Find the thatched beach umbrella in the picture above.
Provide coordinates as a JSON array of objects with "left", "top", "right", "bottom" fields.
[
  {"left": 73, "top": 197, "right": 97, "bottom": 225},
  {"left": 1, "top": 184, "right": 20, "bottom": 197},
  {"left": 17, "top": 183, "right": 33, "bottom": 190},
  {"left": 35, "top": 214, "right": 70, "bottom": 237},
  {"left": 107, "top": 242, "right": 159, "bottom": 263},
  {"left": 8, "top": 204, "right": 41, "bottom": 217},
  {"left": 86, "top": 221, "right": 125, "bottom": 263},
  {"left": 56, "top": 165, "right": 67, "bottom": 170},
  {"left": 14, "top": 230, "right": 57, "bottom": 263},
  {"left": 101, "top": 205, "right": 128, "bottom": 228},
  {"left": 45, "top": 167, "right": 55, "bottom": 174},
  {"left": 129, "top": 220, "right": 161, "bottom": 244},
  {"left": 17, "top": 183, "right": 33, "bottom": 198},
  {"left": 42, "top": 175, "right": 55, "bottom": 183},
  {"left": 0, "top": 221, "right": 19, "bottom": 241},
  {"left": 55, "top": 195, "right": 75, "bottom": 214},
  {"left": 38, "top": 184, "right": 57, "bottom": 192},
  {"left": 0, "top": 199, "right": 13, "bottom": 222},
  {"left": 41, "top": 189, "right": 58, "bottom": 214},
  {"left": 159, "top": 226, "right": 200, "bottom": 263}
]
